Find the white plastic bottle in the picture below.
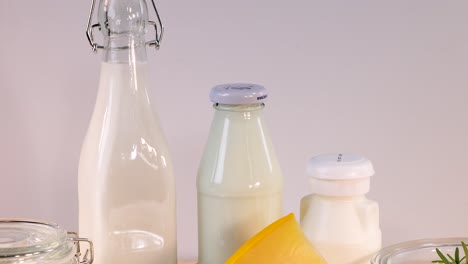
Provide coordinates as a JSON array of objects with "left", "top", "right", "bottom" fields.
[
  {"left": 197, "top": 83, "right": 284, "bottom": 264},
  {"left": 78, "top": 0, "right": 176, "bottom": 263},
  {"left": 300, "top": 154, "right": 382, "bottom": 264}
]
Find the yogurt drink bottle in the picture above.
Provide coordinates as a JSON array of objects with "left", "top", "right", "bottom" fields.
[
  {"left": 197, "top": 83, "right": 284, "bottom": 264},
  {"left": 300, "top": 154, "right": 382, "bottom": 264},
  {"left": 78, "top": 0, "right": 176, "bottom": 263}
]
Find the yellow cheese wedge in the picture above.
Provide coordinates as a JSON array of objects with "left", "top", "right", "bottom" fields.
[{"left": 225, "top": 213, "right": 327, "bottom": 264}]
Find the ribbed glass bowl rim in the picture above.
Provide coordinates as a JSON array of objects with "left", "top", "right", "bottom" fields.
[
  {"left": 0, "top": 219, "right": 72, "bottom": 260},
  {"left": 371, "top": 237, "right": 468, "bottom": 264}
]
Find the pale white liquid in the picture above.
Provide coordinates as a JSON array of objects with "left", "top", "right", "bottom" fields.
[
  {"left": 301, "top": 195, "right": 381, "bottom": 264},
  {"left": 78, "top": 62, "right": 176, "bottom": 264},
  {"left": 198, "top": 193, "right": 282, "bottom": 263},
  {"left": 197, "top": 104, "right": 283, "bottom": 264}
]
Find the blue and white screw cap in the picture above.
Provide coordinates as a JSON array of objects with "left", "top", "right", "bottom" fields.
[
  {"left": 210, "top": 83, "right": 268, "bottom": 105},
  {"left": 307, "top": 154, "right": 375, "bottom": 196}
]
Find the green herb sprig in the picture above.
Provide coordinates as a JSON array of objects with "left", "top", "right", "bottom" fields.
[{"left": 432, "top": 241, "right": 468, "bottom": 264}]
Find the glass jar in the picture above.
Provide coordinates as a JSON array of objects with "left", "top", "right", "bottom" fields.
[
  {"left": 0, "top": 220, "right": 93, "bottom": 264},
  {"left": 371, "top": 238, "right": 468, "bottom": 264}
]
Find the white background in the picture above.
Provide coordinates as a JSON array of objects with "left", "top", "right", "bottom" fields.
[{"left": 1, "top": 0, "right": 468, "bottom": 260}]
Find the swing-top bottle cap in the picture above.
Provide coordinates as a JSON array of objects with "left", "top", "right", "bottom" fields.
[
  {"left": 86, "top": 0, "right": 164, "bottom": 52},
  {"left": 210, "top": 83, "right": 268, "bottom": 105},
  {"left": 307, "top": 154, "right": 375, "bottom": 196}
]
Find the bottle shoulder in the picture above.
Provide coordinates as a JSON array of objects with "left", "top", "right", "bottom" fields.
[
  {"left": 80, "top": 62, "right": 173, "bottom": 176},
  {"left": 197, "top": 112, "right": 283, "bottom": 193},
  {"left": 83, "top": 61, "right": 169, "bottom": 150}
]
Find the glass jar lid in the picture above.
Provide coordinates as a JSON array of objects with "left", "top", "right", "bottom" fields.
[{"left": 0, "top": 220, "right": 76, "bottom": 262}]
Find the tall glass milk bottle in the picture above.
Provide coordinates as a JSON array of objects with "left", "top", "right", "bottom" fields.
[
  {"left": 197, "top": 83, "right": 284, "bottom": 264},
  {"left": 78, "top": 1, "right": 176, "bottom": 263},
  {"left": 300, "top": 154, "right": 382, "bottom": 264}
]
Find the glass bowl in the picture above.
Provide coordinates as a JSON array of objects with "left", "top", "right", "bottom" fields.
[{"left": 372, "top": 238, "right": 468, "bottom": 264}]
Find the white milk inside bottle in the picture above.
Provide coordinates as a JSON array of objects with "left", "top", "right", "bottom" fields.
[
  {"left": 197, "top": 84, "right": 283, "bottom": 264},
  {"left": 300, "top": 154, "right": 382, "bottom": 264},
  {"left": 78, "top": 1, "right": 176, "bottom": 263}
]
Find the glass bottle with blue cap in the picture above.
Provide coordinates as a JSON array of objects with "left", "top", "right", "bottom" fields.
[{"left": 197, "top": 83, "right": 284, "bottom": 264}]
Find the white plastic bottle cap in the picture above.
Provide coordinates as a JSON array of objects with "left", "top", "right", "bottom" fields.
[
  {"left": 307, "top": 154, "right": 375, "bottom": 196},
  {"left": 210, "top": 83, "right": 268, "bottom": 105}
]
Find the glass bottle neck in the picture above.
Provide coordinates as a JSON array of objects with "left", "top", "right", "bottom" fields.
[
  {"left": 214, "top": 103, "right": 265, "bottom": 112},
  {"left": 102, "top": 34, "right": 148, "bottom": 64},
  {"left": 97, "top": 34, "right": 151, "bottom": 102},
  {"left": 212, "top": 103, "right": 265, "bottom": 123}
]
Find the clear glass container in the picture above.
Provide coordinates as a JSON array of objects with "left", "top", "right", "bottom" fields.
[
  {"left": 80, "top": 0, "right": 176, "bottom": 263},
  {"left": 197, "top": 84, "right": 283, "bottom": 264},
  {"left": 0, "top": 220, "right": 93, "bottom": 264},
  {"left": 371, "top": 238, "right": 468, "bottom": 264}
]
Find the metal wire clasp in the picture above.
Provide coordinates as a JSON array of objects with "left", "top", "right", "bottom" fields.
[
  {"left": 86, "top": 0, "right": 165, "bottom": 53},
  {"left": 68, "top": 232, "right": 95, "bottom": 264}
]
